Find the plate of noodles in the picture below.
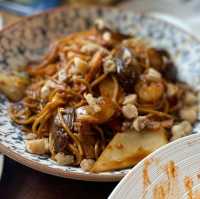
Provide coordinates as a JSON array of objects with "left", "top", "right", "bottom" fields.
[{"left": 0, "top": 6, "right": 199, "bottom": 181}]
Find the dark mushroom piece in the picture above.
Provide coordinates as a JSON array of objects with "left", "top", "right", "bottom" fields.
[
  {"left": 162, "top": 62, "right": 178, "bottom": 82},
  {"left": 49, "top": 107, "right": 76, "bottom": 155},
  {"left": 114, "top": 47, "right": 141, "bottom": 92},
  {"left": 158, "top": 49, "right": 178, "bottom": 82},
  {"left": 78, "top": 124, "right": 97, "bottom": 159},
  {"left": 147, "top": 48, "right": 164, "bottom": 71},
  {"left": 148, "top": 48, "right": 178, "bottom": 82}
]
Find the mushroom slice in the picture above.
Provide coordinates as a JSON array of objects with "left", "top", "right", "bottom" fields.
[
  {"left": 49, "top": 108, "right": 75, "bottom": 155},
  {"left": 91, "top": 128, "right": 168, "bottom": 172}
]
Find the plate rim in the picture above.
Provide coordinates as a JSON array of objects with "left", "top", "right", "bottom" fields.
[
  {"left": 0, "top": 143, "right": 124, "bottom": 181},
  {"left": 0, "top": 5, "right": 200, "bottom": 182},
  {"left": 0, "top": 5, "right": 200, "bottom": 43},
  {"left": 0, "top": 154, "right": 4, "bottom": 180}
]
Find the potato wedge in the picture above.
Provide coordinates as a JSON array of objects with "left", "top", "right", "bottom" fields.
[{"left": 91, "top": 128, "right": 168, "bottom": 172}]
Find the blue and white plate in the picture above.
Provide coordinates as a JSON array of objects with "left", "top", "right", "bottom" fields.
[{"left": 0, "top": 6, "right": 199, "bottom": 181}]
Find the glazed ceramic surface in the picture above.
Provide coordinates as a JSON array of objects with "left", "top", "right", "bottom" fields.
[
  {"left": 109, "top": 133, "right": 200, "bottom": 198},
  {"left": 0, "top": 6, "right": 199, "bottom": 181},
  {"left": 0, "top": 155, "right": 3, "bottom": 180}
]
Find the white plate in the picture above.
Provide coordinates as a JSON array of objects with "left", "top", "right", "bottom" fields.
[
  {"left": 0, "top": 155, "right": 4, "bottom": 180},
  {"left": 109, "top": 133, "right": 200, "bottom": 198}
]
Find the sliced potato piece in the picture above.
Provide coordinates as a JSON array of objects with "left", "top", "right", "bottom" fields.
[{"left": 91, "top": 128, "right": 168, "bottom": 172}]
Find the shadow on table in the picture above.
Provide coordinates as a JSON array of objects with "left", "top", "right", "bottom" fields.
[{"left": 0, "top": 157, "right": 117, "bottom": 199}]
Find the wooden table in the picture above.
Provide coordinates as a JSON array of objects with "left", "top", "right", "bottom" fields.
[{"left": 0, "top": 157, "right": 116, "bottom": 199}]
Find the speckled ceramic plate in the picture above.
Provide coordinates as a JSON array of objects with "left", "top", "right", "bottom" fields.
[
  {"left": 0, "top": 6, "right": 200, "bottom": 182},
  {"left": 109, "top": 133, "right": 200, "bottom": 199}
]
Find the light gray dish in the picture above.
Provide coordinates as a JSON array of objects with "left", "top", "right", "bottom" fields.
[{"left": 109, "top": 133, "right": 200, "bottom": 199}]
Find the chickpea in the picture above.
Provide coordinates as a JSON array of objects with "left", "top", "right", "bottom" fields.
[
  {"left": 123, "top": 94, "right": 137, "bottom": 105},
  {"left": 180, "top": 106, "right": 198, "bottom": 124},
  {"left": 122, "top": 104, "right": 138, "bottom": 119},
  {"left": 55, "top": 153, "right": 74, "bottom": 165},
  {"left": 26, "top": 138, "right": 49, "bottom": 155},
  {"left": 145, "top": 68, "right": 161, "bottom": 81},
  {"left": 166, "top": 83, "right": 178, "bottom": 97},
  {"left": 80, "top": 159, "right": 95, "bottom": 171},
  {"left": 184, "top": 92, "right": 198, "bottom": 105},
  {"left": 132, "top": 116, "right": 148, "bottom": 131},
  {"left": 136, "top": 81, "right": 165, "bottom": 103},
  {"left": 171, "top": 121, "right": 192, "bottom": 141}
]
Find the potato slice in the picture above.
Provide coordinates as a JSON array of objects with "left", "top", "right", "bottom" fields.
[{"left": 91, "top": 128, "right": 168, "bottom": 172}]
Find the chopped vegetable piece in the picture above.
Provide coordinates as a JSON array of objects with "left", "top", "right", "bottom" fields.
[{"left": 91, "top": 128, "right": 168, "bottom": 172}]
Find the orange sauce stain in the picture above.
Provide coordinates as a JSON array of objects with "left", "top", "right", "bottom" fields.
[
  {"left": 143, "top": 160, "right": 151, "bottom": 187},
  {"left": 153, "top": 184, "right": 166, "bottom": 199},
  {"left": 142, "top": 158, "right": 155, "bottom": 199},
  {"left": 184, "top": 176, "right": 193, "bottom": 199},
  {"left": 153, "top": 161, "right": 180, "bottom": 199},
  {"left": 116, "top": 143, "right": 124, "bottom": 149},
  {"left": 166, "top": 161, "right": 177, "bottom": 179},
  {"left": 193, "top": 191, "right": 200, "bottom": 199}
]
